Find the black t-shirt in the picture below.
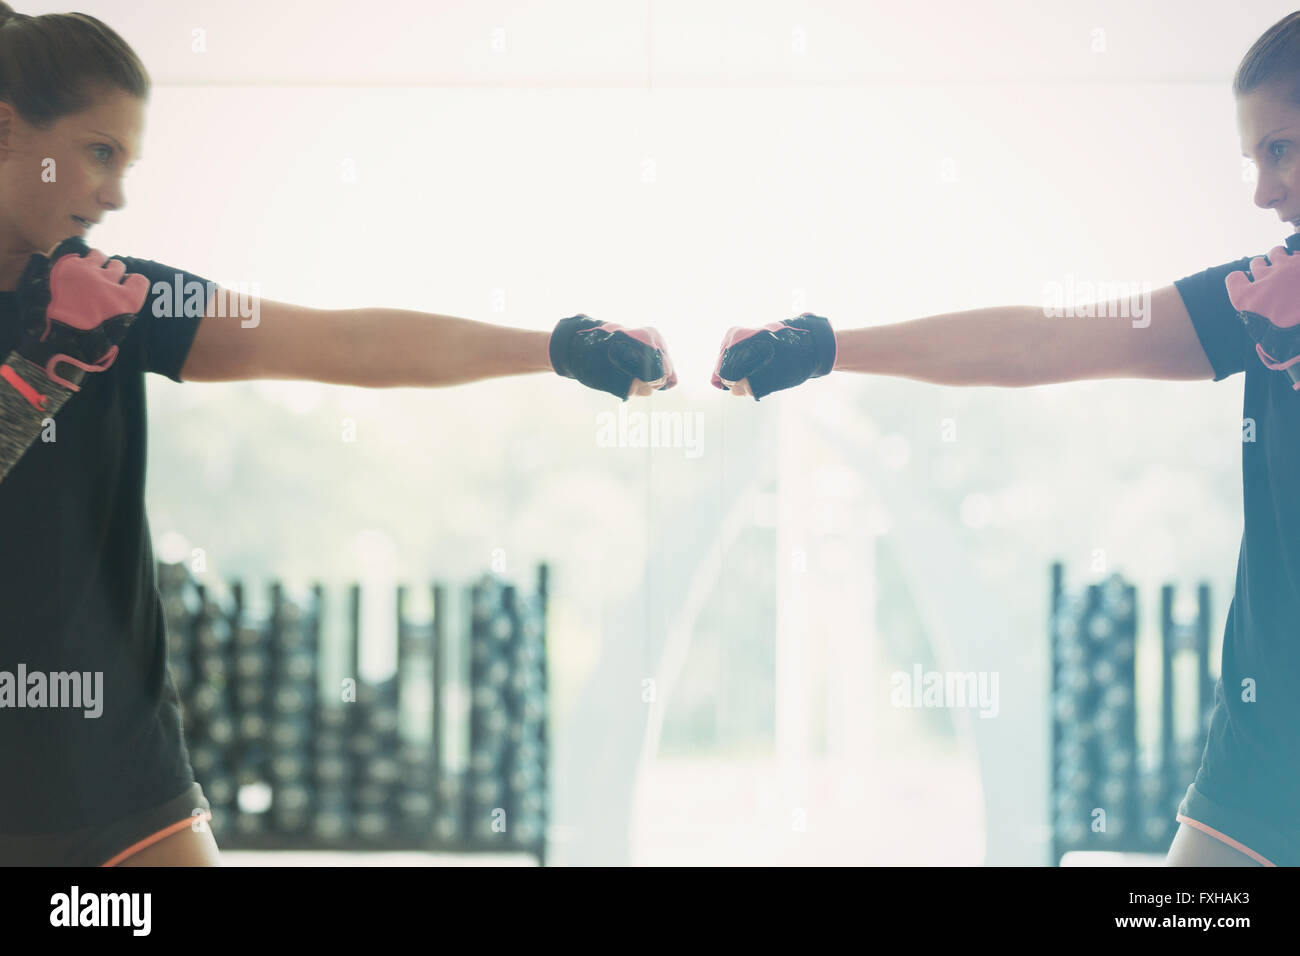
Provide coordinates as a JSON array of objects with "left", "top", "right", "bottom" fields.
[
  {"left": 1174, "top": 230, "right": 1300, "bottom": 826},
  {"left": 0, "top": 255, "right": 211, "bottom": 833}
]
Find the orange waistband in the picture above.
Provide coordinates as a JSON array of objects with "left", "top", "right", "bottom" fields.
[
  {"left": 1175, "top": 812, "right": 1277, "bottom": 867},
  {"left": 100, "top": 809, "right": 213, "bottom": 867}
]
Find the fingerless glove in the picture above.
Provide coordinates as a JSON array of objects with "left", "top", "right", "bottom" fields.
[
  {"left": 1227, "top": 242, "right": 1300, "bottom": 390},
  {"left": 711, "top": 312, "right": 837, "bottom": 400},
  {"left": 549, "top": 314, "right": 677, "bottom": 401},
  {"left": 0, "top": 238, "right": 149, "bottom": 482}
]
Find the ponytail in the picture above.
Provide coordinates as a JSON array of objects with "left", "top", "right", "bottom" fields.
[
  {"left": 0, "top": 2, "right": 149, "bottom": 130},
  {"left": 1235, "top": 11, "right": 1300, "bottom": 104}
]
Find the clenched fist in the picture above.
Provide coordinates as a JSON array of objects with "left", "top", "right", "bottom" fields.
[
  {"left": 549, "top": 314, "right": 678, "bottom": 401},
  {"left": 711, "top": 313, "right": 837, "bottom": 400},
  {"left": 1227, "top": 243, "right": 1300, "bottom": 389}
]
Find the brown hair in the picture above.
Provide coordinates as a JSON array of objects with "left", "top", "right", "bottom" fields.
[
  {"left": 1234, "top": 11, "right": 1300, "bottom": 103},
  {"left": 0, "top": 1, "right": 149, "bottom": 129}
]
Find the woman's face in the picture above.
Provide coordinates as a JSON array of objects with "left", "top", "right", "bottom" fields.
[
  {"left": 1238, "top": 82, "right": 1300, "bottom": 233},
  {"left": 0, "top": 86, "right": 144, "bottom": 289}
]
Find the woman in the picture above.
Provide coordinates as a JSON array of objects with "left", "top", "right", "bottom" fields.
[
  {"left": 0, "top": 3, "right": 675, "bottom": 866},
  {"left": 713, "top": 13, "right": 1300, "bottom": 867}
]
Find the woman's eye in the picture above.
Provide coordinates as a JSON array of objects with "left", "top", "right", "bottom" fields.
[
  {"left": 1272, "top": 141, "right": 1290, "bottom": 160},
  {"left": 92, "top": 145, "right": 113, "bottom": 164}
]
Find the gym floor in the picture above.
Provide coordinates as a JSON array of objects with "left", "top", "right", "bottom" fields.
[
  {"left": 218, "top": 851, "right": 536, "bottom": 866},
  {"left": 211, "top": 752, "right": 1172, "bottom": 865}
]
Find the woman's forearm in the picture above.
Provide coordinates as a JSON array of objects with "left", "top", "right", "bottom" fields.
[
  {"left": 350, "top": 308, "right": 552, "bottom": 388},
  {"left": 832, "top": 305, "right": 1058, "bottom": 387}
]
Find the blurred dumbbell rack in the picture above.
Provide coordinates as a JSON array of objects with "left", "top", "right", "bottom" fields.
[
  {"left": 1049, "top": 562, "right": 1216, "bottom": 864},
  {"left": 159, "top": 561, "right": 551, "bottom": 864}
]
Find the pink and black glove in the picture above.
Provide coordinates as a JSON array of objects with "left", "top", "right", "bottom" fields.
[
  {"left": 711, "top": 313, "right": 837, "bottom": 400},
  {"left": 549, "top": 314, "right": 678, "bottom": 401},
  {"left": 1226, "top": 242, "right": 1300, "bottom": 390},
  {"left": 0, "top": 237, "right": 149, "bottom": 482}
]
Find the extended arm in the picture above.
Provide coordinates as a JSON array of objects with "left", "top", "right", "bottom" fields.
[
  {"left": 829, "top": 288, "right": 1213, "bottom": 388},
  {"left": 181, "top": 299, "right": 674, "bottom": 398},
  {"left": 182, "top": 299, "right": 551, "bottom": 387}
]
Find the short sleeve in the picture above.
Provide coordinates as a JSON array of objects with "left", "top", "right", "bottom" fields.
[
  {"left": 1172, "top": 255, "right": 1255, "bottom": 382},
  {"left": 115, "top": 256, "right": 217, "bottom": 383}
]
